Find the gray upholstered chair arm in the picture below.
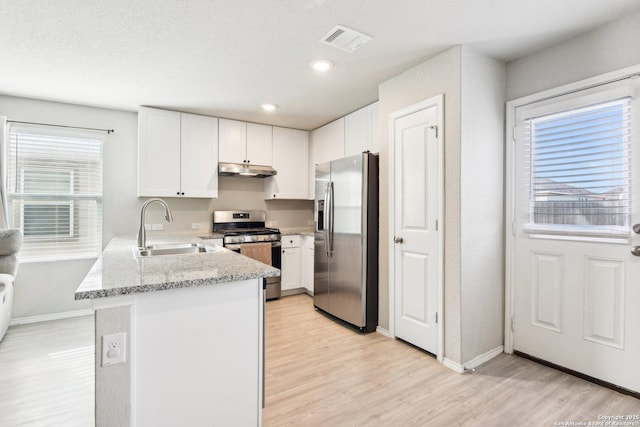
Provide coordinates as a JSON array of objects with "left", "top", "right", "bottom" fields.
[{"left": 0, "top": 230, "right": 22, "bottom": 276}]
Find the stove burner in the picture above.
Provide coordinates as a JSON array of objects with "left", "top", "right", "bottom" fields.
[{"left": 212, "top": 211, "right": 281, "bottom": 245}]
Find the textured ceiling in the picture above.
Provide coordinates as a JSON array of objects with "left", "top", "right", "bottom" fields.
[{"left": 1, "top": 0, "right": 639, "bottom": 130}]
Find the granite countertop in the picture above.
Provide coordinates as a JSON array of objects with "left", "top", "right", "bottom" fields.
[
  {"left": 279, "top": 227, "right": 315, "bottom": 236},
  {"left": 75, "top": 235, "right": 280, "bottom": 300}
]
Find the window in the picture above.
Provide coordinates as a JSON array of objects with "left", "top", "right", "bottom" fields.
[
  {"left": 7, "top": 124, "right": 104, "bottom": 262},
  {"left": 521, "top": 94, "right": 631, "bottom": 239}
]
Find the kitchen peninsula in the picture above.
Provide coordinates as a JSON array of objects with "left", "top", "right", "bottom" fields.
[{"left": 75, "top": 235, "right": 278, "bottom": 427}]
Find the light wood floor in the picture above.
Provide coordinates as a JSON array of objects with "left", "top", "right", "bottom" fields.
[
  {"left": 0, "top": 315, "right": 94, "bottom": 427},
  {"left": 1, "top": 295, "right": 639, "bottom": 426},
  {"left": 264, "top": 294, "right": 640, "bottom": 426}
]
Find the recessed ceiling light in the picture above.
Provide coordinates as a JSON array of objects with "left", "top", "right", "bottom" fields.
[
  {"left": 310, "top": 60, "right": 333, "bottom": 72},
  {"left": 261, "top": 103, "right": 278, "bottom": 112}
]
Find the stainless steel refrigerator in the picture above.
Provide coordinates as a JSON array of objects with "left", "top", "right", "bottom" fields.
[{"left": 314, "top": 152, "right": 378, "bottom": 332}]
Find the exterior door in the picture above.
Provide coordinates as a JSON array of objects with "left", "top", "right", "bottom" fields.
[
  {"left": 392, "top": 100, "right": 442, "bottom": 355},
  {"left": 511, "top": 78, "right": 640, "bottom": 392}
]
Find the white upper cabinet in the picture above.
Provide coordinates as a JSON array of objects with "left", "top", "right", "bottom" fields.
[
  {"left": 246, "top": 123, "right": 273, "bottom": 166},
  {"left": 265, "top": 127, "right": 308, "bottom": 200},
  {"left": 138, "top": 107, "right": 218, "bottom": 198},
  {"left": 219, "top": 119, "right": 273, "bottom": 166},
  {"left": 180, "top": 113, "right": 219, "bottom": 198},
  {"left": 309, "top": 117, "right": 345, "bottom": 199},
  {"left": 344, "top": 101, "right": 379, "bottom": 157},
  {"left": 311, "top": 117, "right": 345, "bottom": 166},
  {"left": 218, "top": 118, "right": 246, "bottom": 164}
]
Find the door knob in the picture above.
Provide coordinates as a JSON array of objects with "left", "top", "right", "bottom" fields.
[
  {"left": 633, "top": 224, "right": 640, "bottom": 234},
  {"left": 394, "top": 236, "right": 404, "bottom": 244},
  {"left": 632, "top": 246, "right": 640, "bottom": 257}
]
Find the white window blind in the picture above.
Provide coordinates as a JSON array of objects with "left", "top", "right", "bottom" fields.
[
  {"left": 7, "top": 124, "right": 104, "bottom": 262},
  {"left": 524, "top": 97, "right": 631, "bottom": 236}
]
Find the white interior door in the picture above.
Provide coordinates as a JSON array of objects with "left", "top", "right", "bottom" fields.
[
  {"left": 392, "top": 99, "right": 442, "bottom": 355},
  {"left": 511, "top": 78, "right": 640, "bottom": 393}
]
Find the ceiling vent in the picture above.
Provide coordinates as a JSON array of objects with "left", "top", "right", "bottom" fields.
[{"left": 320, "top": 25, "right": 372, "bottom": 53}]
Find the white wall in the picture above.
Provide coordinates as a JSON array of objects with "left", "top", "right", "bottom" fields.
[
  {"left": 0, "top": 95, "right": 312, "bottom": 319},
  {"left": 506, "top": 11, "right": 640, "bottom": 101},
  {"left": 379, "top": 45, "right": 505, "bottom": 366},
  {"left": 460, "top": 46, "right": 505, "bottom": 364},
  {"left": 379, "top": 46, "right": 463, "bottom": 361},
  {"left": 0, "top": 96, "right": 140, "bottom": 319}
]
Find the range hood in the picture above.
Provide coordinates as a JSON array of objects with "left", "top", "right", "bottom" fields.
[{"left": 218, "top": 162, "right": 277, "bottom": 178}]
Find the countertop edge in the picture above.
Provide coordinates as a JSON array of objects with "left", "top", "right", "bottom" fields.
[
  {"left": 75, "top": 235, "right": 280, "bottom": 301},
  {"left": 75, "top": 270, "right": 279, "bottom": 300}
]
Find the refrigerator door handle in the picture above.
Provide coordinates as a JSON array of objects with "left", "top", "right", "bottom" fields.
[
  {"left": 326, "top": 181, "right": 334, "bottom": 257},
  {"left": 323, "top": 182, "right": 331, "bottom": 257},
  {"left": 329, "top": 181, "right": 334, "bottom": 255}
]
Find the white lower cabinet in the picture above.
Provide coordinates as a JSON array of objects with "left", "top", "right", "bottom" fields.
[
  {"left": 281, "top": 235, "right": 301, "bottom": 291},
  {"left": 302, "top": 235, "right": 314, "bottom": 294}
]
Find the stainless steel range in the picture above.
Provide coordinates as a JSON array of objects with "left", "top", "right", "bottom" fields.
[{"left": 212, "top": 210, "right": 281, "bottom": 300}]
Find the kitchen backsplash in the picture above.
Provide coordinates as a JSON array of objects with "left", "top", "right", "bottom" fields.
[{"left": 142, "top": 177, "right": 313, "bottom": 234}]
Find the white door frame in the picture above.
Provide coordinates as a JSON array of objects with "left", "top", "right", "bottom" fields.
[
  {"left": 388, "top": 95, "right": 445, "bottom": 362},
  {"left": 504, "top": 64, "right": 640, "bottom": 354}
]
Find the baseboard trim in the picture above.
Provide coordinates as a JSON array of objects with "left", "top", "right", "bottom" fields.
[
  {"left": 465, "top": 345, "right": 504, "bottom": 370},
  {"left": 376, "top": 326, "right": 391, "bottom": 338},
  {"left": 443, "top": 358, "right": 465, "bottom": 373},
  {"left": 444, "top": 346, "right": 504, "bottom": 374},
  {"left": 10, "top": 309, "right": 94, "bottom": 326}
]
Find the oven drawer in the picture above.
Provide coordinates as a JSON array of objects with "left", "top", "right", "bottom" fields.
[{"left": 281, "top": 235, "right": 301, "bottom": 248}]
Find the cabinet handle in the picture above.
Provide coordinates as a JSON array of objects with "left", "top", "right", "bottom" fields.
[
  {"left": 282, "top": 249, "right": 285, "bottom": 254},
  {"left": 181, "top": 192, "right": 185, "bottom": 196},
  {"left": 176, "top": 191, "right": 180, "bottom": 195},
  {"left": 273, "top": 194, "right": 276, "bottom": 198},
  {"left": 247, "top": 159, "right": 250, "bottom": 163}
]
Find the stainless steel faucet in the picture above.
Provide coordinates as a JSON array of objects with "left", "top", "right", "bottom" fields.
[{"left": 137, "top": 198, "right": 174, "bottom": 249}]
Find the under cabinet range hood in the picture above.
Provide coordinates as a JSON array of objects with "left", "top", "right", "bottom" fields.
[{"left": 218, "top": 162, "right": 277, "bottom": 178}]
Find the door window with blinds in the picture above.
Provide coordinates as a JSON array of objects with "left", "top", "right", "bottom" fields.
[
  {"left": 7, "top": 124, "right": 104, "bottom": 261},
  {"left": 517, "top": 86, "right": 633, "bottom": 241}
]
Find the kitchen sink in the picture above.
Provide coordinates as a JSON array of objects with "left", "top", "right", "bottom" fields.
[{"left": 136, "top": 243, "right": 210, "bottom": 257}]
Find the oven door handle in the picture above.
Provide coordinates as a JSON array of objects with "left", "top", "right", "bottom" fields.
[{"left": 225, "top": 241, "right": 281, "bottom": 251}]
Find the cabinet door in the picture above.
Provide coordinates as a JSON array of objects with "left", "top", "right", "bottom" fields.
[
  {"left": 219, "top": 119, "right": 247, "bottom": 163},
  {"left": 180, "top": 113, "right": 219, "bottom": 198},
  {"left": 345, "top": 102, "right": 380, "bottom": 156},
  {"left": 246, "top": 123, "right": 273, "bottom": 166},
  {"left": 345, "top": 106, "right": 369, "bottom": 157},
  {"left": 309, "top": 118, "right": 345, "bottom": 200},
  {"left": 281, "top": 246, "right": 301, "bottom": 291},
  {"left": 369, "top": 101, "right": 380, "bottom": 154},
  {"left": 301, "top": 236, "right": 314, "bottom": 293},
  {"left": 312, "top": 117, "right": 345, "bottom": 166},
  {"left": 138, "top": 107, "right": 181, "bottom": 197},
  {"left": 265, "top": 127, "right": 308, "bottom": 199}
]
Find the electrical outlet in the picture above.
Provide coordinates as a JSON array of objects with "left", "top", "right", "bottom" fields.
[
  {"left": 144, "top": 224, "right": 152, "bottom": 231},
  {"left": 191, "top": 222, "right": 202, "bottom": 230},
  {"left": 268, "top": 221, "right": 277, "bottom": 227},
  {"left": 151, "top": 223, "right": 163, "bottom": 231},
  {"left": 102, "top": 332, "right": 126, "bottom": 366}
]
